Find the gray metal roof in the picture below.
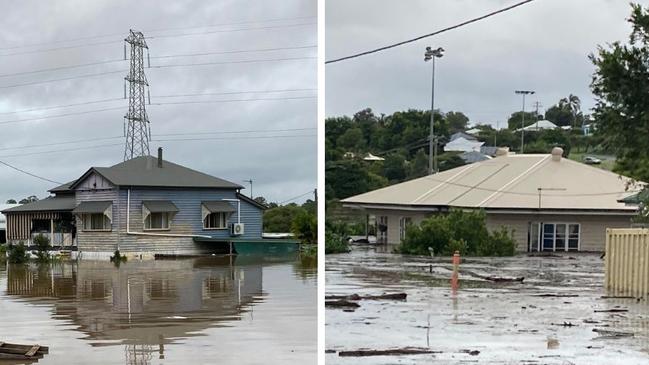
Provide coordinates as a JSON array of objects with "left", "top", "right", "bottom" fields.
[
  {"left": 70, "top": 156, "right": 242, "bottom": 190},
  {"left": 143, "top": 200, "right": 179, "bottom": 213},
  {"left": 1, "top": 196, "right": 76, "bottom": 213},
  {"left": 48, "top": 181, "right": 75, "bottom": 193},
  {"left": 202, "top": 201, "right": 236, "bottom": 213},
  {"left": 72, "top": 201, "right": 112, "bottom": 214}
]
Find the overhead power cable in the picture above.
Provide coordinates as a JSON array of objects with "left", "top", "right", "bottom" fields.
[
  {"left": 325, "top": 0, "right": 536, "bottom": 64},
  {"left": 0, "top": 106, "right": 124, "bottom": 125},
  {"left": 0, "top": 21, "right": 315, "bottom": 57},
  {"left": 152, "top": 134, "right": 316, "bottom": 142},
  {"left": 0, "top": 89, "right": 314, "bottom": 115},
  {"left": 150, "top": 56, "right": 316, "bottom": 70},
  {"left": 0, "top": 45, "right": 316, "bottom": 80},
  {"left": 0, "top": 159, "right": 62, "bottom": 184},
  {"left": 0, "top": 128, "right": 316, "bottom": 151},
  {"left": 152, "top": 96, "right": 316, "bottom": 106},
  {"left": 0, "top": 15, "right": 315, "bottom": 52},
  {"left": 148, "top": 22, "right": 315, "bottom": 40},
  {"left": 0, "top": 134, "right": 315, "bottom": 158},
  {"left": 279, "top": 190, "right": 314, "bottom": 204}
]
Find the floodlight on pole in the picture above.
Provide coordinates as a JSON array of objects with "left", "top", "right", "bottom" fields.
[
  {"left": 515, "top": 90, "right": 535, "bottom": 153},
  {"left": 425, "top": 46, "right": 444, "bottom": 174}
]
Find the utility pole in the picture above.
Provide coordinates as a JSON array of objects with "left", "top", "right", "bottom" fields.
[
  {"left": 123, "top": 29, "right": 151, "bottom": 161},
  {"left": 243, "top": 179, "right": 253, "bottom": 199},
  {"left": 425, "top": 46, "right": 444, "bottom": 174},
  {"left": 515, "top": 90, "right": 535, "bottom": 154},
  {"left": 494, "top": 121, "right": 499, "bottom": 146}
]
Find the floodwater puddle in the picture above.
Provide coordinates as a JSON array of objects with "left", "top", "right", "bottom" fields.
[
  {"left": 326, "top": 246, "right": 649, "bottom": 364},
  {"left": 0, "top": 254, "right": 316, "bottom": 364}
]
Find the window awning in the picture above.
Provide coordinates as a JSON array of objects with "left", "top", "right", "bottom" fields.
[
  {"left": 142, "top": 200, "right": 179, "bottom": 221},
  {"left": 72, "top": 201, "right": 112, "bottom": 221},
  {"left": 201, "top": 201, "right": 236, "bottom": 221},
  {"left": 142, "top": 201, "right": 179, "bottom": 213}
]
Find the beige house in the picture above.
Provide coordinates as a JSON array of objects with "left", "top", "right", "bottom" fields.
[{"left": 342, "top": 148, "right": 641, "bottom": 252}]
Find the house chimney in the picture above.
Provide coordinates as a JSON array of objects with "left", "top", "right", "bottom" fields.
[
  {"left": 157, "top": 147, "right": 163, "bottom": 168},
  {"left": 551, "top": 146, "right": 563, "bottom": 161}
]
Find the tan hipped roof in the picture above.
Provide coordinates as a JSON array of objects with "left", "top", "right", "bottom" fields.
[{"left": 343, "top": 150, "right": 641, "bottom": 212}]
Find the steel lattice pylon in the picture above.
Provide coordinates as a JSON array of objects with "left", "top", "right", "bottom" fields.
[{"left": 123, "top": 29, "right": 151, "bottom": 161}]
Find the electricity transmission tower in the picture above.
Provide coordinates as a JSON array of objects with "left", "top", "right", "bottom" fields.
[{"left": 123, "top": 29, "right": 151, "bottom": 161}]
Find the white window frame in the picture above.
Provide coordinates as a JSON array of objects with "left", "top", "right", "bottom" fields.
[
  {"left": 203, "top": 212, "right": 229, "bottom": 230},
  {"left": 144, "top": 212, "right": 171, "bottom": 231},
  {"left": 399, "top": 216, "right": 412, "bottom": 241},
  {"left": 81, "top": 213, "right": 111, "bottom": 232},
  {"left": 530, "top": 222, "right": 580, "bottom": 252}
]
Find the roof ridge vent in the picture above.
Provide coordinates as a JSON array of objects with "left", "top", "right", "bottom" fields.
[{"left": 551, "top": 147, "right": 563, "bottom": 161}]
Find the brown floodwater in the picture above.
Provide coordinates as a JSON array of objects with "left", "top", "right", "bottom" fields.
[{"left": 0, "top": 254, "right": 316, "bottom": 365}]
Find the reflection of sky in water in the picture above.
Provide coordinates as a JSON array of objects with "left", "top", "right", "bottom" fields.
[{"left": 0, "top": 256, "right": 316, "bottom": 364}]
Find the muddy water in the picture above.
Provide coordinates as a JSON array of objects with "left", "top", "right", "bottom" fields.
[
  {"left": 326, "top": 246, "right": 649, "bottom": 364},
  {"left": 0, "top": 255, "right": 316, "bottom": 365}
]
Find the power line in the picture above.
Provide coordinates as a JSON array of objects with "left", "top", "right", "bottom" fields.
[
  {"left": 0, "top": 134, "right": 315, "bottom": 159},
  {"left": 279, "top": 190, "right": 314, "bottom": 204},
  {"left": 325, "top": 0, "right": 536, "bottom": 64},
  {"left": 0, "top": 45, "right": 316, "bottom": 80},
  {"left": 0, "top": 15, "right": 316, "bottom": 52},
  {"left": 153, "top": 134, "right": 316, "bottom": 142},
  {"left": 0, "top": 57, "right": 314, "bottom": 90},
  {"left": 153, "top": 87, "right": 316, "bottom": 98},
  {"left": 0, "top": 98, "right": 123, "bottom": 116},
  {"left": 0, "top": 69, "right": 125, "bottom": 90},
  {"left": 0, "top": 106, "right": 124, "bottom": 125},
  {"left": 148, "top": 22, "right": 315, "bottom": 40},
  {"left": 150, "top": 56, "right": 316, "bottom": 70},
  {"left": 0, "top": 21, "right": 315, "bottom": 57},
  {"left": 0, "top": 89, "right": 314, "bottom": 116},
  {"left": 152, "top": 96, "right": 316, "bottom": 106},
  {"left": 151, "top": 45, "right": 316, "bottom": 60},
  {"left": 0, "top": 159, "right": 63, "bottom": 184},
  {"left": 0, "top": 128, "right": 316, "bottom": 152}
]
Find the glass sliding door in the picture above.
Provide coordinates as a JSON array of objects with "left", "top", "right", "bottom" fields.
[
  {"left": 555, "top": 224, "right": 566, "bottom": 251},
  {"left": 568, "top": 224, "right": 580, "bottom": 251},
  {"left": 529, "top": 222, "right": 540, "bottom": 252},
  {"left": 542, "top": 223, "right": 555, "bottom": 251}
]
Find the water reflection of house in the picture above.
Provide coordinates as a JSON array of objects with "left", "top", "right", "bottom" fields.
[
  {"left": 1, "top": 149, "right": 265, "bottom": 255},
  {"left": 5, "top": 258, "right": 263, "bottom": 347}
]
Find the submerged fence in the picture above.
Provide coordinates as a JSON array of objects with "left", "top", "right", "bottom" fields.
[{"left": 605, "top": 228, "right": 649, "bottom": 298}]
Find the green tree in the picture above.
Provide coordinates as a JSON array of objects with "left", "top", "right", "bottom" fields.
[
  {"left": 263, "top": 204, "right": 304, "bottom": 233},
  {"left": 446, "top": 111, "right": 470, "bottom": 133},
  {"left": 559, "top": 94, "right": 582, "bottom": 128},
  {"left": 383, "top": 153, "right": 407, "bottom": 182},
  {"left": 5, "top": 199, "right": 16, "bottom": 204},
  {"left": 292, "top": 211, "right": 317, "bottom": 245},
  {"left": 408, "top": 148, "right": 428, "bottom": 179},
  {"left": 590, "top": 3, "right": 649, "bottom": 182},
  {"left": 18, "top": 196, "right": 38, "bottom": 204},
  {"left": 507, "top": 111, "right": 539, "bottom": 130},
  {"left": 336, "top": 127, "right": 365, "bottom": 152},
  {"left": 544, "top": 104, "right": 574, "bottom": 127}
]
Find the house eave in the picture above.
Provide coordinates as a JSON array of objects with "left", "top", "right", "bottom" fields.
[{"left": 342, "top": 201, "right": 638, "bottom": 216}]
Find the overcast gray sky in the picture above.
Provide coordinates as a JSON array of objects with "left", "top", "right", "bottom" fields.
[
  {"left": 326, "top": 0, "right": 632, "bottom": 128},
  {"left": 0, "top": 0, "right": 316, "bottom": 204}
]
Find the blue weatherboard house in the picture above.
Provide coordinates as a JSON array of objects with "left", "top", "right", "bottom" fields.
[{"left": 2, "top": 148, "right": 266, "bottom": 257}]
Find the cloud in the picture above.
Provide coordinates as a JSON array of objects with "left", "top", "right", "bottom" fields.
[
  {"left": 0, "top": 0, "right": 316, "bottom": 204},
  {"left": 326, "top": 0, "right": 632, "bottom": 126}
]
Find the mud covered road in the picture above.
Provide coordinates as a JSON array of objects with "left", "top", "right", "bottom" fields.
[{"left": 326, "top": 246, "right": 649, "bottom": 364}]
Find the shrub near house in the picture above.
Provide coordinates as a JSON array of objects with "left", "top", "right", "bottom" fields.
[{"left": 398, "top": 210, "right": 516, "bottom": 256}]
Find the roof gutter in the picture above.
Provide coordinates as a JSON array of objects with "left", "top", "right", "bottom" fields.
[{"left": 126, "top": 188, "right": 211, "bottom": 239}]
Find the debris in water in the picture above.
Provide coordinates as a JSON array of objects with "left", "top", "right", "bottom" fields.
[
  {"left": 594, "top": 308, "right": 628, "bottom": 313},
  {"left": 592, "top": 328, "right": 634, "bottom": 338},
  {"left": 547, "top": 337, "right": 560, "bottom": 349},
  {"left": 534, "top": 294, "right": 579, "bottom": 298},
  {"left": 551, "top": 321, "right": 577, "bottom": 327},
  {"left": 325, "top": 293, "right": 407, "bottom": 301},
  {"left": 338, "top": 347, "right": 440, "bottom": 357},
  {"left": 325, "top": 300, "right": 360, "bottom": 308}
]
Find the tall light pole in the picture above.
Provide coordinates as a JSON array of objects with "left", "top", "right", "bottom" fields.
[
  {"left": 425, "top": 46, "right": 444, "bottom": 174},
  {"left": 515, "top": 90, "right": 535, "bottom": 153}
]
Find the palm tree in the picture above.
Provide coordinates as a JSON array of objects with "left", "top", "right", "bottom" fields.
[{"left": 559, "top": 94, "right": 581, "bottom": 128}]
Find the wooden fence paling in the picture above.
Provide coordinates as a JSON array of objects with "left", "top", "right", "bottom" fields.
[{"left": 606, "top": 228, "right": 649, "bottom": 298}]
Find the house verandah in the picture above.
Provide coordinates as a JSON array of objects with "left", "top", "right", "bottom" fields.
[{"left": 4, "top": 197, "right": 77, "bottom": 248}]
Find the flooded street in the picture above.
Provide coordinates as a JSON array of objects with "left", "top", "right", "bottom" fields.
[
  {"left": 0, "top": 255, "right": 316, "bottom": 365},
  {"left": 326, "top": 246, "right": 649, "bottom": 364}
]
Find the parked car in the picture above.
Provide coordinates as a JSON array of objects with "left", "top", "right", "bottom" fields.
[{"left": 583, "top": 156, "right": 602, "bottom": 165}]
